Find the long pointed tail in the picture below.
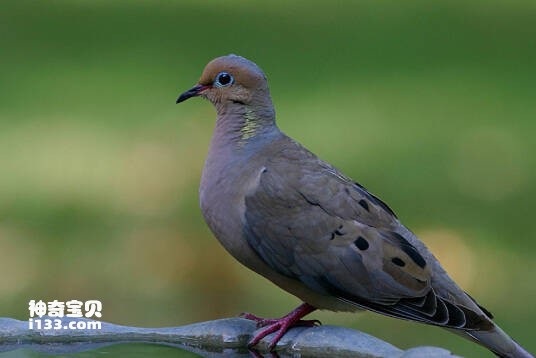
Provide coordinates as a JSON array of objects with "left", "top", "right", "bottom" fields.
[{"left": 458, "top": 324, "right": 533, "bottom": 358}]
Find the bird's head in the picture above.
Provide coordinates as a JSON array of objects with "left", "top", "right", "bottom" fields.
[{"left": 176, "top": 54, "right": 272, "bottom": 109}]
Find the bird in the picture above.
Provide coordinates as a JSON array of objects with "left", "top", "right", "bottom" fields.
[{"left": 176, "top": 54, "right": 533, "bottom": 358}]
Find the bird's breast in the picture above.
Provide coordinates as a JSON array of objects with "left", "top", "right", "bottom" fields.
[{"left": 199, "top": 147, "right": 266, "bottom": 264}]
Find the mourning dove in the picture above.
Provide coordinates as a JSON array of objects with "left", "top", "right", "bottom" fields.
[{"left": 176, "top": 55, "right": 532, "bottom": 358}]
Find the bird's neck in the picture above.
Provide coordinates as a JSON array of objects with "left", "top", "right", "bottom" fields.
[
  {"left": 202, "top": 101, "right": 281, "bottom": 204},
  {"left": 213, "top": 101, "right": 277, "bottom": 147}
]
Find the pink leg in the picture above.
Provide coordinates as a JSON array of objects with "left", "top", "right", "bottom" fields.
[
  {"left": 241, "top": 312, "right": 320, "bottom": 328},
  {"left": 241, "top": 303, "right": 319, "bottom": 350}
]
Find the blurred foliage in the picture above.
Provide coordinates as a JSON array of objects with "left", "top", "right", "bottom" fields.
[{"left": 0, "top": 1, "right": 535, "bottom": 357}]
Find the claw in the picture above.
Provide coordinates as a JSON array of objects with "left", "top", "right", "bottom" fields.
[
  {"left": 241, "top": 312, "right": 264, "bottom": 322},
  {"left": 241, "top": 303, "right": 318, "bottom": 351},
  {"left": 240, "top": 312, "right": 272, "bottom": 328},
  {"left": 294, "top": 319, "right": 321, "bottom": 327}
]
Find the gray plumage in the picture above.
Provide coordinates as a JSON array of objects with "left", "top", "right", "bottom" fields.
[{"left": 177, "top": 54, "right": 532, "bottom": 358}]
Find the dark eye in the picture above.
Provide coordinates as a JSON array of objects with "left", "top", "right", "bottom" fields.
[{"left": 214, "top": 72, "right": 234, "bottom": 87}]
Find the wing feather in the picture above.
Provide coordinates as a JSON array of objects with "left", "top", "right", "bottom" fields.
[{"left": 243, "top": 144, "right": 492, "bottom": 330}]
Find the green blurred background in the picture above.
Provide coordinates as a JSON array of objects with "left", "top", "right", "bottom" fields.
[{"left": 1, "top": 0, "right": 535, "bottom": 356}]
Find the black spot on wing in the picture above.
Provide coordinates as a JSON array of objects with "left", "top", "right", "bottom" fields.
[
  {"left": 330, "top": 225, "right": 345, "bottom": 240},
  {"left": 354, "top": 236, "right": 369, "bottom": 250},
  {"left": 391, "top": 257, "right": 405, "bottom": 267},
  {"left": 358, "top": 199, "right": 370, "bottom": 212},
  {"left": 353, "top": 182, "right": 397, "bottom": 218},
  {"left": 388, "top": 232, "right": 427, "bottom": 269}
]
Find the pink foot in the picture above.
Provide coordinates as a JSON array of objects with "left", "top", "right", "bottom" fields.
[
  {"left": 240, "top": 303, "right": 318, "bottom": 350},
  {"left": 241, "top": 312, "right": 320, "bottom": 328}
]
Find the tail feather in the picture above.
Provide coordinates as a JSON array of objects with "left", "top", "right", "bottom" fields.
[{"left": 454, "top": 324, "right": 533, "bottom": 358}]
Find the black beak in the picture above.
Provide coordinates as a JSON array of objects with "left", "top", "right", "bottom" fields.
[{"left": 176, "top": 84, "right": 208, "bottom": 104}]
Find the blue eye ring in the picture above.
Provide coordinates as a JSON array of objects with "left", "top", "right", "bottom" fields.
[{"left": 214, "top": 71, "right": 234, "bottom": 87}]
